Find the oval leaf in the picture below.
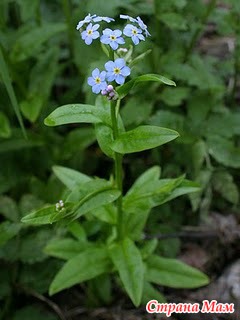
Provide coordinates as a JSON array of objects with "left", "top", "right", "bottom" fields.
[
  {"left": 111, "top": 126, "right": 179, "bottom": 154},
  {"left": 44, "top": 104, "right": 111, "bottom": 127},
  {"left": 53, "top": 165, "right": 91, "bottom": 190},
  {"left": 21, "top": 203, "right": 73, "bottom": 225},
  {"left": 49, "top": 247, "right": 111, "bottom": 295},
  {"left": 146, "top": 255, "right": 209, "bottom": 288},
  {"left": 117, "top": 74, "right": 176, "bottom": 99},
  {"left": 109, "top": 238, "right": 144, "bottom": 306}
]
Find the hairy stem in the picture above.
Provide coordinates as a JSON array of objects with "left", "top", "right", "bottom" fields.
[{"left": 111, "top": 100, "right": 124, "bottom": 240}]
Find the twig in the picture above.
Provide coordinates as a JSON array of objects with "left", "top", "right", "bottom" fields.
[{"left": 19, "top": 286, "right": 66, "bottom": 320}]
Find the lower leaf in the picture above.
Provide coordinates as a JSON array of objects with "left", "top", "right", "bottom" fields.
[
  {"left": 49, "top": 247, "right": 111, "bottom": 295},
  {"left": 109, "top": 238, "right": 144, "bottom": 306}
]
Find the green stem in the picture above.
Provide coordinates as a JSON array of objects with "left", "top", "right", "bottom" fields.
[
  {"left": 110, "top": 100, "right": 124, "bottom": 240},
  {"left": 109, "top": 49, "right": 114, "bottom": 61},
  {"left": 184, "top": 0, "right": 217, "bottom": 61}
]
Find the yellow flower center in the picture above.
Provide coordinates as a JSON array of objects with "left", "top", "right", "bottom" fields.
[
  {"left": 110, "top": 35, "right": 116, "bottom": 40},
  {"left": 114, "top": 68, "right": 120, "bottom": 74},
  {"left": 132, "top": 29, "right": 137, "bottom": 35},
  {"left": 87, "top": 29, "right": 93, "bottom": 35},
  {"left": 95, "top": 77, "right": 101, "bottom": 84}
]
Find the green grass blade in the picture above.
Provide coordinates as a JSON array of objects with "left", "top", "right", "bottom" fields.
[{"left": 0, "top": 47, "right": 27, "bottom": 138}]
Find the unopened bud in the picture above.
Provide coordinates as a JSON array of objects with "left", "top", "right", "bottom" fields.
[
  {"left": 101, "top": 89, "right": 108, "bottom": 95},
  {"left": 107, "top": 85, "right": 114, "bottom": 92}
]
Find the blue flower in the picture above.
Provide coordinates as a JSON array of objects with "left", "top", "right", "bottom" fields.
[
  {"left": 81, "top": 23, "right": 100, "bottom": 45},
  {"left": 88, "top": 68, "right": 107, "bottom": 94},
  {"left": 76, "top": 14, "right": 96, "bottom": 30},
  {"left": 120, "top": 14, "right": 137, "bottom": 23},
  {"left": 123, "top": 24, "right": 145, "bottom": 45},
  {"left": 100, "top": 28, "right": 125, "bottom": 50},
  {"left": 105, "top": 58, "right": 130, "bottom": 85},
  {"left": 92, "top": 16, "right": 115, "bottom": 23},
  {"left": 136, "top": 16, "right": 151, "bottom": 37}
]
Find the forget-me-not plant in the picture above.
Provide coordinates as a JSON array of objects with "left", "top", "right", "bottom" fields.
[{"left": 23, "top": 11, "right": 209, "bottom": 308}]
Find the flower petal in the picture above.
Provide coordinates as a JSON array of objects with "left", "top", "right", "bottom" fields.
[
  {"left": 121, "top": 66, "right": 131, "bottom": 76},
  {"left": 117, "top": 37, "right": 125, "bottom": 45},
  {"left": 110, "top": 41, "right": 118, "bottom": 50},
  {"left": 100, "top": 35, "right": 110, "bottom": 44},
  {"left": 116, "top": 74, "right": 125, "bottom": 85},
  {"left": 113, "top": 29, "right": 122, "bottom": 37},
  {"left": 85, "top": 36, "right": 93, "bottom": 45},
  {"left": 92, "top": 24, "right": 100, "bottom": 31},
  {"left": 115, "top": 58, "right": 125, "bottom": 68},
  {"left": 92, "top": 31, "right": 100, "bottom": 39},
  {"left": 88, "top": 77, "right": 95, "bottom": 86},
  {"left": 105, "top": 61, "right": 115, "bottom": 71},
  {"left": 92, "top": 68, "right": 100, "bottom": 78},
  {"left": 92, "top": 84, "right": 101, "bottom": 94}
]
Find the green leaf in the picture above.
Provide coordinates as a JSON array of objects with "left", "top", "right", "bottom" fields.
[
  {"left": 160, "top": 87, "right": 190, "bottom": 107},
  {"left": 141, "top": 239, "right": 158, "bottom": 259},
  {"left": 0, "top": 111, "right": 11, "bottom": 138},
  {"left": 20, "top": 96, "right": 43, "bottom": 123},
  {"left": 117, "top": 74, "right": 176, "bottom": 99},
  {"left": 158, "top": 12, "right": 187, "bottom": 30},
  {"left": 0, "top": 48, "right": 26, "bottom": 138},
  {"left": 49, "top": 247, "right": 111, "bottom": 295},
  {"left": 67, "top": 221, "right": 87, "bottom": 241},
  {"left": 91, "top": 204, "right": 117, "bottom": 225},
  {"left": 109, "top": 238, "right": 144, "bottom": 306},
  {"left": 192, "top": 140, "right": 207, "bottom": 174},
  {"left": 62, "top": 127, "right": 96, "bottom": 159},
  {"left": 0, "top": 222, "right": 21, "bottom": 246},
  {"left": 111, "top": 126, "right": 179, "bottom": 154},
  {"left": 129, "top": 49, "right": 152, "bottom": 67},
  {"left": 16, "top": 0, "right": 40, "bottom": 22},
  {"left": 121, "top": 97, "right": 153, "bottom": 127},
  {"left": 207, "top": 136, "right": 240, "bottom": 168},
  {"left": 45, "top": 238, "right": 90, "bottom": 260},
  {"left": 12, "top": 306, "right": 58, "bottom": 320},
  {"left": 44, "top": 104, "right": 111, "bottom": 127},
  {"left": 21, "top": 203, "right": 74, "bottom": 225},
  {"left": 19, "top": 229, "right": 51, "bottom": 264},
  {"left": 142, "top": 282, "right": 167, "bottom": 305},
  {"left": 21, "top": 48, "right": 59, "bottom": 122},
  {"left": 0, "top": 136, "right": 43, "bottom": 154},
  {"left": 126, "top": 166, "right": 161, "bottom": 197},
  {"left": 205, "top": 112, "right": 240, "bottom": 138},
  {"left": 124, "top": 176, "right": 199, "bottom": 215},
  {"left": 0, "top": 196, "right": 19, "bottom": 222},
  {"left": 212, "top": 171, "right": 239, "bottom": 204},
  {"left": 53, "top": 165, "right": 91, "bottom": 191},
  {"left": 10, "top": 23, "right": 66, "bottom": 62},
  {"left": 146, "top": 255, "right": 209, "bottom": 288},
  {"left": 95, "top": 123, "right": 115, "bottom": 158},
  {"left": 70, "top": 180, "right": 121, "bottom": 220}
]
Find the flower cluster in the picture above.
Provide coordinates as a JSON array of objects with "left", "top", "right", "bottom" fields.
[
  {"left": 88, "top": 58, "right": 130, "bottom": 96},
  {"left": 56, "top": 200, "right": 64, "bottom": 211},
  {"left": 77, "top": 13, "right": 150, "bottom": 95},
  {"left": 76, "top": 13, "right": 150, "bottom": 47}
]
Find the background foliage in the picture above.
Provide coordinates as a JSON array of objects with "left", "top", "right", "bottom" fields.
[{"left": 0, "top": 0, "right": 239, "bottom": 319}]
